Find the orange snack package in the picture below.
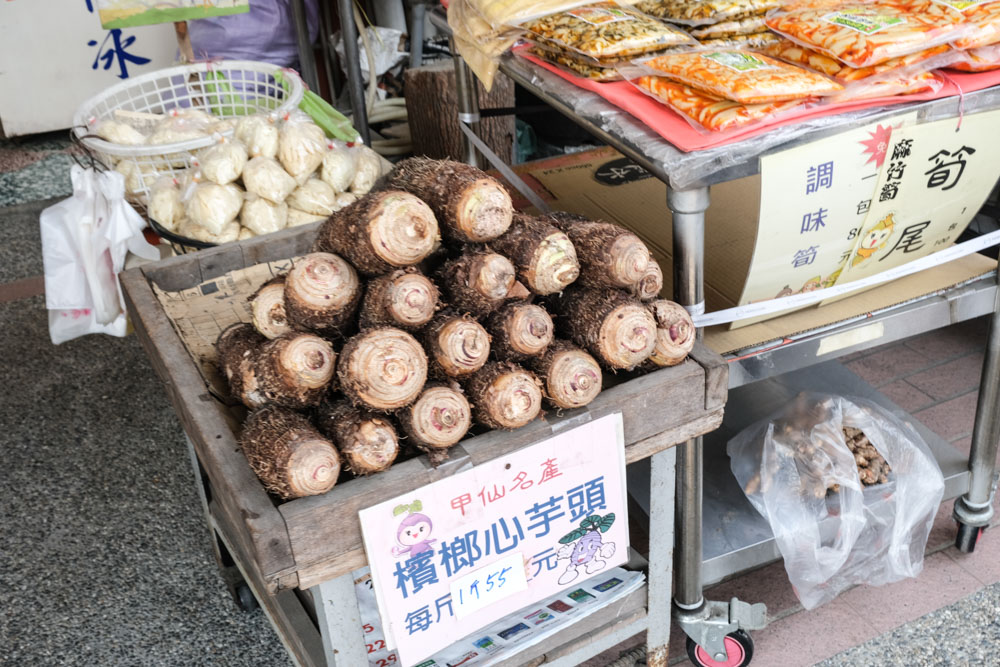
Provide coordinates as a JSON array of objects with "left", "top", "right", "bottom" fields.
[
  {"left": 895, "top": 0, "right": 1000, "bottom": 50},
  {"left": 949, "top": 42, "right": 1000, "bottom": 70},
  {"left": 635, "top": 75, "right": 810, "bottom": 131},
  {"left": 638, "top": 50, "right": 843, "bottom": 103},
  {"left": 760, "top": 39, "right": 956, "bottom": 81},
  {"left": 765, "top": 1, "right": 968, "bottom": 68}
]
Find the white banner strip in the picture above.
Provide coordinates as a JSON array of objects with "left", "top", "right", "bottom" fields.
[{"left": 692, "top": 230, "right": 1000, "bottom": 328}]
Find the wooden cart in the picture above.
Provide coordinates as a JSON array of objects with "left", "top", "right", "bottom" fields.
[{"left": 120, "top": 225, "right": 728, "bottom": 667}]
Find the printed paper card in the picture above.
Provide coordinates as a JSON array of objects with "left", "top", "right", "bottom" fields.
[
  {"left": 831, "top": 109, "right": 1000, "bottom": 293},
  {"left": 96, "top": 1, "right": 250, "bottom": 30},
  {"left": 359, "top": 414, "right": 630, "bottom": 667}
]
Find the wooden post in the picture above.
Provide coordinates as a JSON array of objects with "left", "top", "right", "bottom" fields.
[{"left": 404, "top": 61, "right": 515, "bottom": 163}]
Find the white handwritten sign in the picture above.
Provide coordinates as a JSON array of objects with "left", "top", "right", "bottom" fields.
[{"left": 359, "top": 413, "right": 630, "bottom": 667}]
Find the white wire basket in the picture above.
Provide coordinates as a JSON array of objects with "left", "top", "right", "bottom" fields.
[{"left": 72, "top": 60, "right": 304, "bottom": 201}]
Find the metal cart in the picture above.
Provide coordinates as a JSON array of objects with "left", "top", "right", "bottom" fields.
[{"left": 429, "top": 11, "right": 1000, "bottom": 663}]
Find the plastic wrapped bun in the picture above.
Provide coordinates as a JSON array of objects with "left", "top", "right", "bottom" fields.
[
  {"left": 148, "top": 114, "right": 212, "bottom": 144},
  {"left": 278, "top": 111, "right": 328, "bottom": 184},
  {"left": 209, "top": 118, "right": 238, "bottom": 135},
  {"left": 238, "top": 226, "right": 256, "bottom": 240},
  {"left": 199, "top": 140, "right": 248, "bottom": 185},
  {"left": 182, "top": 219, "right": 241, "bottom": 244},
  {"left": 288, "top": 208, "right": 328, "bottom": 227},
  {"left": 235, "top": 114, "right": 279, "bottom": 159},
  {"left": 243, "top": 156, "right": 297, "bottom": 203},
  {"left": 241, "top": 194, "right": 289, "bottom": 236},
  {"left": 148, "top": 176, "right": 185, "bottom": 231},
  {"left": 185, "top": 181, "right": 244, "bottom": 235},
  {"left": 95, "top": 120, "right": 147, "bottom": 145},
  {"left": 320, "top": 144, "right": 358, "bottom": 192},
  {"left": 287, "top": 178, "right": 337, "bottom": 216},
  {"left": 349, "top": 145, "right": 382, "bottom": 195},
  {"left": 114, "top": 160, "right": 155, "bottom": 195}
]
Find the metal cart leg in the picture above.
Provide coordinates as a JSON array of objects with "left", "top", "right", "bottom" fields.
[
  {"left": 311, "top": 573, "right": 370, "bottom": 666},
  {"left": 954, "top": 259, "right": 1000, "bottom": 552},
  {"left": 337, "top": 0, "right": 371, "bottom": 145},
  {"left": 667, "top": 188, "right": 765, "bottom": 666},
  {"left": 449, "top": 42, "right": 482, "bottom": 168},
  {"left": 646, "top": 447, "right": 677, "bottom": 667}
]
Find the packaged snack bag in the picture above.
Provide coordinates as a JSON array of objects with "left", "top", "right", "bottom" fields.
[{"left": 633, "top": 0, "right": 779, "bottom": 26}]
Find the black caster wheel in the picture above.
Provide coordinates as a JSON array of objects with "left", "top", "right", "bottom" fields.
[
  {"left": 686, "top": 629, "right": 754, "bottom": 667},
  {"left": 236, "top": 583, "right": 259, "bottom": 612},
  {"left": 956, "top": 522, "right": 985, "bottom": 553}
]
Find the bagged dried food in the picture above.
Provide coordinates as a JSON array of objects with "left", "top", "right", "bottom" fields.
[
  {"left": 147, "top": 176, "right": 185, "bottom": 232},
  {"left": 287, "top": 178, "right": 337, "bottom": 216},
  {"left": 633, "top": 0, "right": 780, "bottom": 26},
  {"left": 690, "top": 16, "right": 767, "bottom": 39},
  {"left": 278, "top": 111, "right": 327, "bottom": 184},
  {"left": 94, "top": 119, "right": 147, "bottom": 145},
  {"left": 243, "top": 156, "right": 297, "bottom": 204},
  {"left": 728, "top": 394, "right": 943, "bottom": 610},
  {"left": 235, "top": 114, "right": 280, "bottom": 159},
  {"left": 829, "top": 70, "right": 943, "bottom": 101},
  {"left": 181, "top": 219, "right": 242, "bottom": 244},
  {"left": 320, "top": 141, "right": 360, "bottom": 192},
  {"left": 184, "top": 181, "right": 244, "bottom": 235},
  {"left": 896, "top": 0, "right": 1000, "bottom": 50},
  {"left": 635, "top": 75, "right": 809, "bottom": 131},
  {"left": 698, "top": 31, "right": 781, "bottom": 49},
  {"left": 287, "top": 208, "right": 328, "bottom": 227},
  {"left": 950, "top": 41, "right": 1000, "bottom": 70},
  {"left": 198, "top": 139, "right": 248, "bottom": 185},
  {"left": 148, "top": 113, "right": 212, "bottom": 145},
  {"left": 350, "top": 145, "right": 383, "bottom": 195},
  {"left": 238, "top": 227, "right": 256, "bottom": 240},
  {"left": 522, "top": 2, "right": 695, "bottom": 61},
  {"left": 760, "top": 38, "right": 954, "bottom": 81},
  {"left": 765, "top": 1, "right": 969, "bottom": 68},
  {"left": 241, "top": 194, "right": 289, "bottom": 236},
  {"left": 529, "top": 45, "right": 623, "bottom": 80},
  {"left": 637, "top": 50, "right": 843, "bottom": 103}
]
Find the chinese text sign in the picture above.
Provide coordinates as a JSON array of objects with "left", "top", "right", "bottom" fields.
[{"left": 359, "top": 413, "right": 630, "bottom": 667}]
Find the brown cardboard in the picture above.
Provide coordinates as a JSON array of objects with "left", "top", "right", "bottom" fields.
[{"left": 499, "top": 149, "right": 995, "bottom": 355}]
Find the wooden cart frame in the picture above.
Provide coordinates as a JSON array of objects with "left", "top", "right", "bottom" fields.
[{"left": 121, "top": 224, "right": 728, "bottom": 667}]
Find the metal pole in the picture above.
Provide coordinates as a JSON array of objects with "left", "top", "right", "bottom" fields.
[
  {"left": 291, "top": 0, "right": 320, "bottom": 92},
  {"left": 450, "top": 37, "right": 481, "bottom": 167},
  {"left": 667, "top": 187, "right": 709, "bottom": 610},
  {"left": 954, "top": 254, "right": 1000, "bottom": 546},
  {"left": 410, "top": 2, "right": 426, "bottom": 69},
  {"left": 338, "top": 0, "right": 371, "bottom": 145}
]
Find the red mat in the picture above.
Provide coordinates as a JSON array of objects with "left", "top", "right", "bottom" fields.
[{"left": 515, "top": 47, "right": 1000, "bottom": 152}]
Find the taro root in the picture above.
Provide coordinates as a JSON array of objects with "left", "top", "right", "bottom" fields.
[
  {"left": 216, "top": 322, "right": 266, "bottom": 408},
  {"left": 240, "top": 405, "right": 341, "bottom": 499},
  {"left": 312, "top": 190, "right": 439, "bottom": 276},
  {"left": 545, "top": 211, "right": 651, "bottom": 289},
  {"left": 250, "top": 276, "right": 293, "bottom": 339},
  {"left": 489, "top": 213, "right": 580, "bottom": 295},
  {"left": 283, "top": 252, "right": 361, "bottom": 336},
  {"left": 630, "top": 256, "right": 664, "bottom": 301},
  {"left": 397, "top": 382, "right": 472, "bottom": 464},
  {"left": 358, "top": 268, "right": 439, "bottom": 331},
  {"left": 251, "top": 333, "right": 337, "bottom": 409},
  {"left": 530, "top": 339, "right": 603, "bottom": 410},
  {"left": 315, "top": 397, "right": 399, "bottom": 475},
  {"left": 439, "top": 251, "right": 519, "bottom": 316},
  {"left": 486, "top": 302, "right": 554, "bottom": 362},
  {"left": 380, "top": 157, "right": 513, "bottom": 242},
  {"left": 338, "top": 327, "right": 428, "bottom": 411},
  {"left": 550, "top": 287, "right": 657, "bottom": 370},
  {"left": 423, "top": 311, "right": 491, "bottom": 378},
  {"left": 464, "top": 361, "right": 543, "bottom": 430},
  {"left": 646, "top": 299, "right": 696, "bottom": 368}
]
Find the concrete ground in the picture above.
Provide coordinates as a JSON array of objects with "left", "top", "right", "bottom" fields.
[{"left": 3, "top": 133, "right": 1000, "bottom": 666}]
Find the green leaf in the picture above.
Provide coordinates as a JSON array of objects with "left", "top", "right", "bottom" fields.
[
  {"left": 599, "top": 513, "right": 616, "bottom": 533},
  {"left": 392, "top": 504, "right": 410, "bottom": 517},
  {"left": 582, "top": 515, "right": 602, "bottom": 528},
  {"left": 412, "top": 499, "right": 422, "bottom": 513},
  {"left": 559, "top": 528, "right": 586, "bottom": 544}
]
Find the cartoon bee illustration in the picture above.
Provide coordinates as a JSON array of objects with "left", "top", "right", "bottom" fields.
[{"left": 851, "top": 213, "right": 896, "bottom": 268}]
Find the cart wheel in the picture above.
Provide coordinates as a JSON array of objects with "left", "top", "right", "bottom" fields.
[
  {"left": 686, "top": 630, "right": 754, "bottom": 667},
  {"left": 236, "top": 583, "right": 259, "bottom": 612},
  {"left": 956, "top": 522, "right": 985, "bottom": 554}
]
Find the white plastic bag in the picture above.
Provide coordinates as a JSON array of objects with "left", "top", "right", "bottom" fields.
[
  {"left": 40, "top": 166, "right": 159, "bottom": 344},
  {"left": 727, "top": 393, "right": 944, "bottom": 609}
]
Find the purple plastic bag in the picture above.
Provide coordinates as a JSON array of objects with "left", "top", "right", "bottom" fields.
[{"left": 188, "top": 0, "right": 320, "bottom": 68}]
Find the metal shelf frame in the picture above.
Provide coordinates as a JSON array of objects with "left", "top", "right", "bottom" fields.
[{"left": 431, "top": 8, "right": 1000, "bottom": 660}]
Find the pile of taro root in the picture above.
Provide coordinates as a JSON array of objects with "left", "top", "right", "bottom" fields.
[{"left": 215, "top": 157, "right": 695, "bottom": 500}]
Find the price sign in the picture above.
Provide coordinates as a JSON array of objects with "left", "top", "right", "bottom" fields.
[{"left": 359, "top": 413, "right": 630, "bottom": 667}]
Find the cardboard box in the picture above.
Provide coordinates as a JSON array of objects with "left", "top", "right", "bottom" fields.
[{"left": 499, "top": 147, "right": 995, "bottom": 355}]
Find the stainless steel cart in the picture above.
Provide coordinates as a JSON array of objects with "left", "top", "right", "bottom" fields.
[{"left": 430, "top": 11, "right": 1000, "bottom": 663}]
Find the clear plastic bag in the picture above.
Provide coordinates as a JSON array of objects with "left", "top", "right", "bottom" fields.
[
  {"left": 727, "top": 393, "right": 944, "bottom": 609},
  {"left": 632, "top": 0, "right": 780, "bottom": 26},
  {"left": 950, "top": 41, "right": 1000, "bottom": 70},
  {"left": 528, "top": 45, "right": 625, "bottom": 80}
]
